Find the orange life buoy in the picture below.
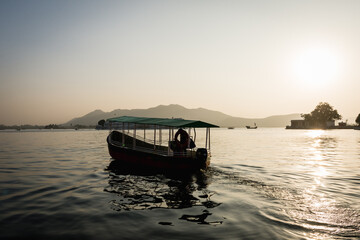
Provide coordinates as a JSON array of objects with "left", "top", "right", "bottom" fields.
[{"left": 174, "top": 128, "right": 189, "bottom": 151}]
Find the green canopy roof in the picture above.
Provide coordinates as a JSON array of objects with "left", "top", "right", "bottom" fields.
[{"left": 107, "top": 116, "right": 219, "bottom": 128}]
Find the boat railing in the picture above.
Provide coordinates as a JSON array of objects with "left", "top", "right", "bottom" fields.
[
  {"left": 134, "top": 133, "right": 166, "bottom": 147},
  {"left": 120, "top": 131, "right": 168, "bottom": 147}
]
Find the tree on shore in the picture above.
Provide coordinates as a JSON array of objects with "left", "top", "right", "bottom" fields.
[
  {"left": 356, "top": 114, "right": 360, "bottom": 126},
  {"left": 301, "top": 102, "right": 342, "bottom": 127},
  {"left": 44, "top": 124, "right": 60, "bottom": 129}
]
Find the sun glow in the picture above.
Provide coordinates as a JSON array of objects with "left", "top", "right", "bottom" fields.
[{"left": 293, "top": 47, "right": 340, "bottom": 88}]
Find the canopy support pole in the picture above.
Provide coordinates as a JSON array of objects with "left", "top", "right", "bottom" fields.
[
  {"left": 205, "top": 127, "right": 209, "bottom": 149},
  {"left": 159, "top": 127, "right": 162, "bottom": 145},
  {"left": 144, "top": 125, "right": 146, "bottom": 141},
  {"left": 208, "top": 128, "right": 211, "bottom": 152},
  {"left": 154, "top": 125, "right": 156, "bottom": 151},
  {"left": 122, "top": 122, "right": 125, "bottom": 146},
  {"left": 168, "top": 128, "right": 171, "bottom": 155},
  {"left": 188, "top": 128, "right": 191, "bottom": 148},
  {"left": 133, "top": 124, "right": 136, "bottom": 149}
]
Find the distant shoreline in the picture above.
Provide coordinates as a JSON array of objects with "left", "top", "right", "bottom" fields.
[
  {"left": 5, "top": 124, "right": 356, "bottom": 130},
  {"left": 286, "top": 125, "right": 357, "bottom": 130},
  {"left": 0, "top": 124, "right": 96, "bottom": 130}
]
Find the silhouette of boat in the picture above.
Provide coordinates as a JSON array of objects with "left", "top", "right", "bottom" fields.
[
  {"left": 106, "top": 116, "right": 219, "bottom": 172},
  {"left": 246, "top": 123, "right": 257, "bottom": 129}
]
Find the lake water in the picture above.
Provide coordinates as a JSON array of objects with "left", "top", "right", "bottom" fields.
[{"left": 0, "top": 128, "right": 359, "bottom": 239}]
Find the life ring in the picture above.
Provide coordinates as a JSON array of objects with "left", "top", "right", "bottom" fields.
[{"left": 174, "top": 128, "right": 189, "bottom": 151}]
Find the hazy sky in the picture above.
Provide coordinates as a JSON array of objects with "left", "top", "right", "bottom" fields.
[{"left": 1, "top": 0, "right": 359, "bottom": 125}]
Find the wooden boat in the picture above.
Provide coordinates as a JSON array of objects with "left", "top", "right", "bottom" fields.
[
  {"left": 246, "top": 123, "right": 257, "bottom": 129},
  {"left": 106, "top": 116, "right": 219, "bottom": 172}
]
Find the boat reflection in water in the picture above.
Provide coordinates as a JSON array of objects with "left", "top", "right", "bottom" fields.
[{"left": 104, "top": 160, "right": 223, "bottom": 225}]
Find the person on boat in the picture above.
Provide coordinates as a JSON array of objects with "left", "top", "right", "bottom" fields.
[{"left": 174, "top": 128, "right": 192, "bottom": 152}]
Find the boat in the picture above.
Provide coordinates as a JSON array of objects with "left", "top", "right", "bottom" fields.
[
  {"left": 106, "top": 116, "right": 219, "bottom": 172},
  {"left": 246, "top": 123, "right": 257, "bottom": 129}
]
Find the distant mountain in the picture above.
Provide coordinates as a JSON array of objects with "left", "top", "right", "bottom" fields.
[
  {"left": 64, "top": 104, "right": 301, "bottom": 127},
  {"left": 220, "top": 114, "right": 301, "bottom": 127},
  {"left": 65, "top": 109, "right": 106, "bottom": 126}
]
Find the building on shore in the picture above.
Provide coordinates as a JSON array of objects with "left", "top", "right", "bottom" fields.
[{"left": 286, "top": 120, "right": 335, "bottom": 129}]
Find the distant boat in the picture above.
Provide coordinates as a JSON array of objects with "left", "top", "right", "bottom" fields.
[
  {"left": 228, "top": 127, "right": 234, "bottom": 129},
  {"left": 106, "top": 116, "right": 219, "bottom": 172},
  {"left": 246, "top": 123, "right": 257, "bottom": 129}
]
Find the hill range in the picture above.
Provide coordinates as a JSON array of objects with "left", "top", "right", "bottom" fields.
[{"left": 64, "top": 104, "right": 300, "bottom": 128}]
